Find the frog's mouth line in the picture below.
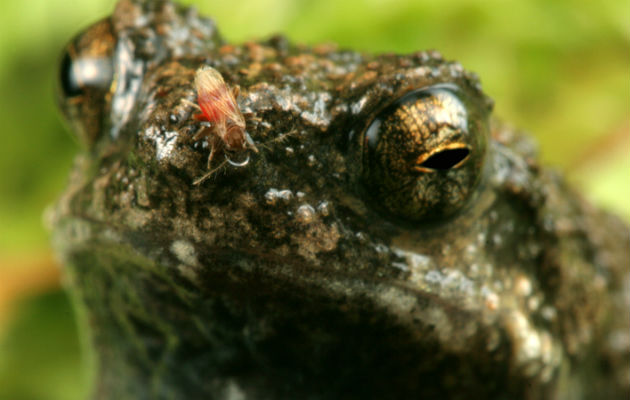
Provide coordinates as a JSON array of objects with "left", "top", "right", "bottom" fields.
[{"left": 414, "top": 143, "right": 471, "bottom": 173}]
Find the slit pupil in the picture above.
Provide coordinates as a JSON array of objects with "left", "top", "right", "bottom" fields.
[{"left": 420, "top": 148, "right": 470, "bottom": 170}]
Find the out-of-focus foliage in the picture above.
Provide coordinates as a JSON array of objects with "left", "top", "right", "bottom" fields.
[
  {"left": 0, "top": 292, "right": 87, "bottom": 400},
  {"left": 0, "top": 0, "right": 627, "bottom": 399}
]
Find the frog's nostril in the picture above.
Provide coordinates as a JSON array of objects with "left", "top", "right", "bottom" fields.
[{"left": 419, "top": 147, "right": 470, "bottom": 171}]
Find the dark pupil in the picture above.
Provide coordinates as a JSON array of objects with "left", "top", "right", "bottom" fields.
[
  {"left": 59, "top": 51, "right": 83, "bottom": 97},
  {"left": 420, "top": 148, "right": 470, "bottom": 170}
]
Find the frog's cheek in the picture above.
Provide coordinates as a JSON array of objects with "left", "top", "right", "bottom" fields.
[{"left": 57, "top": 18, "right": 115, "bottom": 149}]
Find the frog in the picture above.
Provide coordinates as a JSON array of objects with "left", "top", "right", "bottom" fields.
[{"left": 52, "top": 0, "right": 630, "bottom": 399}]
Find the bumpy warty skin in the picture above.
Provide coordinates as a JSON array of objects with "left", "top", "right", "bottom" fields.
[{"left": 53, "top": 0, "right": 630, "bottom": 399}]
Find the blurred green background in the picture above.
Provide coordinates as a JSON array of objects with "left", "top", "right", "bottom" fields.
[{"left": 0, "top": 0, "right": 627, "bottom": 399}]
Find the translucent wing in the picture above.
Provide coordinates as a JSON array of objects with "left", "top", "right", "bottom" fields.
[{"left": 194, "top": 66, "right": 244, "bottom": 127}]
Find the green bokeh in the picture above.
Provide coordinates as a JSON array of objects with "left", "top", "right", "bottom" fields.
[
  {"left": 0, "top": 291, "right": 87, "bottom": 400},
  {"left": 0, "top": 0, "right": 627, "bottom": 399}
]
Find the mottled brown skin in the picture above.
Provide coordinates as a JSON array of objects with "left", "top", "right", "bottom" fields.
[{"left": 53, "top": 0, "right": 629, "bottom": 399}]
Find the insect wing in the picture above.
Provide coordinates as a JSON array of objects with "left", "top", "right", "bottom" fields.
[{"left": 195, "top": 67, "right": 242, "bottom": 127}]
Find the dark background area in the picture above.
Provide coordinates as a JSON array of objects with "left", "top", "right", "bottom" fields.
[{"left": 0, "top": 0, "right": 627, "bottom": 399}]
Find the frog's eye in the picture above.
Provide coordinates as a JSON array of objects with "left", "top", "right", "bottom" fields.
[
  {"left": 361, "top": 85, "right": 488, "bottom": 222},
  {"left": 57, "top": 19, "right": 115, "bottom": 148}
]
